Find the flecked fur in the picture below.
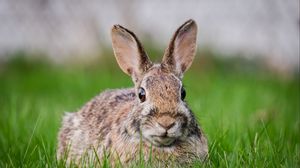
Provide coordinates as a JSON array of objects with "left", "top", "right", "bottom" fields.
[{"left": 57, "top": 19, "right": 208, "bottom": 166}]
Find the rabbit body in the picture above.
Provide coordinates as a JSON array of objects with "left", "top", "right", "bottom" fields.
[{"left": 57, "top": 20, "right": 208, "bottom": 166}]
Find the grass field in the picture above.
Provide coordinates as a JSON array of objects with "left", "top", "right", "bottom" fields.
[{"left": 0, "top": 53, "right": 299, "bottom": 167}]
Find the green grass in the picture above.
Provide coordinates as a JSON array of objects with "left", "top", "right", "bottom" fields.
[{"left": 0, "top": 54, "right": 299, "bottom": 167}]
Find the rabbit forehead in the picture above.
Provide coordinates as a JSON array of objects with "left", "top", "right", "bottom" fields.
[
  {"left": 140, "top": 65, "right": 182, "bottom": 107},
  {"left": 142, "top": 66, "right": 181, "bottom": 90}
]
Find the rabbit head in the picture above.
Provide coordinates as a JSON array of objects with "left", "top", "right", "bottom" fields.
[{"left": 111, "top": 20, "right": 198, "bottom": 147}]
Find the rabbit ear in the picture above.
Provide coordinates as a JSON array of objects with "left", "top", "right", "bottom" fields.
[
  {"left": 162, "top": 19, "right": 197, "bottom": 77},
  {"left": 111, "top": 25, "right": 152, "bottom": 79}
]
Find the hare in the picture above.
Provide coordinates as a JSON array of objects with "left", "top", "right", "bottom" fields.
[{"left": 57, "top": 19, "right": 208, "bottom": 166}]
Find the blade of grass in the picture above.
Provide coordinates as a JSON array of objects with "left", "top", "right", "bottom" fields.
[{"left": 22, "top": 115, "right": 40, "bottom": 164}]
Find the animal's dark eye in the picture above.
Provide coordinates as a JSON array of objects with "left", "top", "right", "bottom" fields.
[
  {"left": 181, "top": 87, "right": 186, "bottom": 100},
  {"left": 138, "top": 87, "right": 146, "bottom": 102}
]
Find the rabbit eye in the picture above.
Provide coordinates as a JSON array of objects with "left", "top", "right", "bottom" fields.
[
  {"left": 138, "top": 87, "right": 146, "bottom": 102},
  {"left": 181, "top": 87, "right": 186, "bottom": 100}
]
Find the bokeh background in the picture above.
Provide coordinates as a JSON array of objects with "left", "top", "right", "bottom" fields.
[
  {"left": 0, "top": 0, "right": 299, "bottom": 167},
  {"left": 1, "top": 0, "right": 299, "bottom": 73}
]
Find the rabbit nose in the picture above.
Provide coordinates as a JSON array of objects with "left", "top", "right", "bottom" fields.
[
  {"left": 157, "top": 116, "right": 176, "bottom": 130},
  {"left": 158, "top": 121, "right": 175, "bottom": 130}
]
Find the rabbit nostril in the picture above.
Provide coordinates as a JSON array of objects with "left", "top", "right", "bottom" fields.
[
  {"left": 167, "top": 122, "right": 175, "bottom": 129},
  {"left": 158, "top": 121, "right": 175, "bottom": 130}
]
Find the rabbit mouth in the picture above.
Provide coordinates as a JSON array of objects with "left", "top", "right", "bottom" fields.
[{"left": 149, "top": 135, "right": 177, "bottom": 147}]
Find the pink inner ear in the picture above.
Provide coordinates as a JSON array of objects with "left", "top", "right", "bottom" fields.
[
  {"left": 111, "top": 25, "right": 152, "bottom": 78},
  {"left": 161, "top": 20, "right": 197, "bottom": 76},
  {"left": 173, "top": 28, "right": 197, "bottom": 73},
  {"left": 111, "top": 28, "right": 140, "bottom": 76}
]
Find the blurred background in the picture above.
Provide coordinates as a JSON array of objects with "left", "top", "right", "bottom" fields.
[
  {"left": 0, "top": 0, "right": 299, "bottom": 73},
  {"left": 0, "top": 0, "right": 299, "bottom": 167}
]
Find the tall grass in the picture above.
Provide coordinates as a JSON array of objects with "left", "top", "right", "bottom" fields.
[{"left": 0, "top": 53, "right": 299, "bottom": 167}]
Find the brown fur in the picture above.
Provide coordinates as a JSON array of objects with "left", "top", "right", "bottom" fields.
[{"left": 57, "top": 19, "right": 208, "bottom": 166}]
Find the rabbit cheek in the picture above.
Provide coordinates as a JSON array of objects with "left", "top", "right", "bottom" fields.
[
  {"left": 140, "top": 126, "right": 158, "bottom": 144},
  {"left": 140, "top": 105, "right": 154, "bottom": 116},
  {"left": 130, "top": 118, "right": 141, "bottom": 134}
]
